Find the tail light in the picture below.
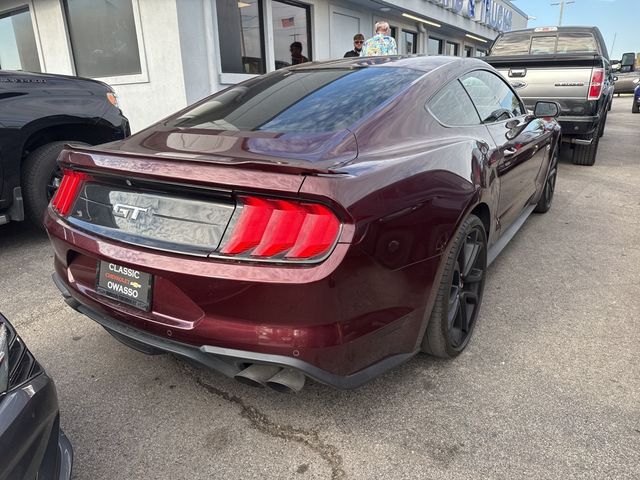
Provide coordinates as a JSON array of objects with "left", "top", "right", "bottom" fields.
[
  {"left": 588, "top": 68, "right": 604, "bottom": 100},
  {"left": 218, "top": 195, "right": 341, "bottom": 261},
  {"left": 51, "top": 170, "right": 90, "bottom": 216}
]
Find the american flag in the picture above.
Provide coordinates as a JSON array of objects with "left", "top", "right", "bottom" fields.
[{"left": 281, "top": 17, "right": 295, "bottom": 28}]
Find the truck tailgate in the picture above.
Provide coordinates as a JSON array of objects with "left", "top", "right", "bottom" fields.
[{"left": 486, "top": 55, "right": 601, "bottom": 111}]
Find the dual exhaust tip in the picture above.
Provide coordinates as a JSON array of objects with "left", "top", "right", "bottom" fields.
[{"left": 234, "top": 364, "right": 305, "bottom": 393}]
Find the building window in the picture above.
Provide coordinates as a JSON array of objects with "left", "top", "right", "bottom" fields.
[
  {"left": 272, "top": 0, "right": 311, "bottom": 69},
  {"left": 217, "top": 0, "right": 265, "bottom": 74},
  {"left": 402, "top": 30, "right": 417, "bottom": 54},
  {"left": 64, "top": 0, "right": 142, "bottom": 78},
  {"left": 0, "top": 8, "right": 41, "bottom": 72},
  {"left": 464, "top": 46, "right": 473, "bottom": 57},
  {"left": 446, "top": 41, "right": 459, "bottom": 56},
  {"left": 428, "top": 37, "right": 443, "bottom": 55},
  {"left": 475, "top": 49, "right": 487, "bottom": 57}
]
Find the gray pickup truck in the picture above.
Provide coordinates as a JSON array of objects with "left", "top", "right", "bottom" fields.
[{"left": 485, "top": 26, "right": 614, "bottom": 166}]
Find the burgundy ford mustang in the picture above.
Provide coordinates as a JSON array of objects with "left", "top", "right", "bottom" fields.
[{"left": 45, "top": 57, "right": 561, "bottom": 392}]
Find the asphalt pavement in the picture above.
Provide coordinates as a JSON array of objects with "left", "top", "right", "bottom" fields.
[{"left": 0, "top": 96, "right": 638, "bottom": 480}]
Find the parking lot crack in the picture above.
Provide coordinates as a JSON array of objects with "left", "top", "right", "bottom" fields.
[{"left": 185, "top": 367, "right": 346, "bottom": 479}]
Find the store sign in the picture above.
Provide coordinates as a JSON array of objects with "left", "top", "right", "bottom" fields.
[{"left": 427, "top": 0, "right": 514, "bottom": 32}]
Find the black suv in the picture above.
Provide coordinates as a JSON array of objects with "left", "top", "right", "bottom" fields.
[{"left": 0, "top": 70, "right": 130, "bottom": 227}]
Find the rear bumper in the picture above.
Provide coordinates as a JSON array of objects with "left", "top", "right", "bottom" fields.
[
  {"left": 45, "top": 205, "right": 438, "bottom": 389},
  {"left": 53, "top": 272, "right": 417, "bottom": 389},
  {"left": 557, "top": 115, "right": 599, "bottom": 137}
]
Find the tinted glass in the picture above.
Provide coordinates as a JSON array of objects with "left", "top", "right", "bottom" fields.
[
  {"left": 0, "top": 8, "right": 41, "bottom": 72},
  {"left": 217, "top": 0, "right": 264, "bottom": 74},
  {"left": 273, "top": 0, "right": 311, "bottom": 70},
  {"left": 402, "top": 30, "right": 417, "bottom": 54},
  {"left": 65, "top": 0, "right": 141, "bottom": 78},
  {"left": 557, "top": 33, "right": 598, "bottom": 53},
  {"left": 428, "top": 37, "right": 443, "bottom": 55},
  {"left": 168, "top": 67, "right": 422, "bottom": 132},
  {"left": 490, "top": 33, "right": 530, "bottom": 55},
  {"left": 428, "top": 81, "right": 480, "bottom": 126},
  {"left": 461, "top": 70, "right": 525, "bottom": 123},
  {"left": 530, "top": 36, "right": 556, "bottom": 55}
]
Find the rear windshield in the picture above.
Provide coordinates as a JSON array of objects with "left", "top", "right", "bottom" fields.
[
  {"left": 491, "top": 32, "right": 598, "bottom": 55},
  {"left": 167, "top": 67, "right": 422, "bottom": 133}
]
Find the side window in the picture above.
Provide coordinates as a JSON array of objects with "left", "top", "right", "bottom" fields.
[
  {"left": 460, "top": 70, "right": 525, "bottom": 123},
  {"left": 427, "top": 80, "right": 481, "bottom": 126}
]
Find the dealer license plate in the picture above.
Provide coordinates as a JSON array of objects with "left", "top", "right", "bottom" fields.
[{"left": 96, "top": 261, "right": 152, "bottom": 311}]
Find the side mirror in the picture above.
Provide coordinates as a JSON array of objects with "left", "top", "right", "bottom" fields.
[
  {"left": 534, "top": 101, "right": 560, "bottom": 118},
  {"left": 621, "top": 52, "right": 636, "bottom": 72}
]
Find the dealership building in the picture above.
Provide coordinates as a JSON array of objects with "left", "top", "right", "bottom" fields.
[{"left": 1, "top": 0, "right": 528, "bottom": 131}]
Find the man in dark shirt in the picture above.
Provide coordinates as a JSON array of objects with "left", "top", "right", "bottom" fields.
[
  {"left": 290, "top": 42, "right": 309, "bottom": 65},
  {"left": 344, "top": 34, "right": 365, "bottom": 58}
]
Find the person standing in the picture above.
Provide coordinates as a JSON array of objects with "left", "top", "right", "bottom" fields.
[
  {"left": 290, "top": 42, "right": 309, "bottom": 65},
  {"left": 361, "top": 21, "right": 397, "bottom": 57},
  {"left": 344, "top": 34, "right": 365, "bottom": 58}
]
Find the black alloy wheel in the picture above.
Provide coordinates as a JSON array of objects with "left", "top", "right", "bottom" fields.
[
  {"left": 422, "top": 214, "right": 487, "bottom": 358},
  {"left": 534, "top": 144, "right": 558, "bottom": 214}
]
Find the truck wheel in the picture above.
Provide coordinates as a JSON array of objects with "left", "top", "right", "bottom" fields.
[
  {"left": 571, "top": 133, "right": 600, "bottom": 166},
  {"left": 22, "top": 141, "right": 90, "bottom": 229},
  {"left": 422, "top": 214, "right": 487, "bottom": 358}
]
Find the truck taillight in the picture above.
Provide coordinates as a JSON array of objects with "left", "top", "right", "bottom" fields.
[
  {"left": 588, "top": 68, "right": 604, "bottom": 100},
  {"left": 218, "top": 196, "right": 341, "bottom": 261},
  {"left": 51, "top": 170, "right": 90, "bottom": 216}
]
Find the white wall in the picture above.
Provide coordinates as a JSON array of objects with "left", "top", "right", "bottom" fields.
[
  {"left": 110, "top": 0, "right": 187, "bottom": 131},
  {"left": 4, "top": 0, "right": 188, "bottom": 132}
]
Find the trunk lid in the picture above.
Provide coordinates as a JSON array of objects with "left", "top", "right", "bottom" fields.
[
  {"left": 95, "top": 126, "right": 358, "bottom": 175},
  {"left": 57, "top": 129, "right": 346, "bottom": 257}
]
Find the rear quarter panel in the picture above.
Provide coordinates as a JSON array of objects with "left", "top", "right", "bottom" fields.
[{"left": 300, "top": 74, "right": 497, "bottom": 352}]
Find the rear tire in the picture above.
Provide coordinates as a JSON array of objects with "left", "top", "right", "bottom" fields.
[
  {"left": 422, "top": 214, "right": 487, "bottom": 358},
  {"left": 633, "top": 101, "right": 639, "bottom": 114},
  {"left": 22, "top": 141, "right": 90, "bottom": 229},
  {"left": 571, "top": 133, "right": 600, "bottom": 166}
]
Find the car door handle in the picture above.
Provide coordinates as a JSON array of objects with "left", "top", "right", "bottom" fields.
[{"left": 504, "top": 147, "right": 518, "bottom": 156}]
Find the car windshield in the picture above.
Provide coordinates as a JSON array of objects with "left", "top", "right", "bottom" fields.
[{"left": 166, "top": 67, "right": 422, "bottom": 133}]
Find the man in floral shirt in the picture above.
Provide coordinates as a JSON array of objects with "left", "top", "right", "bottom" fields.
[{"left": 361, "top": 21, "right": 398, "bottom": 56}]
